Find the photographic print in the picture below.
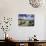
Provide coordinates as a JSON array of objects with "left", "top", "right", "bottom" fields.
[{"left": 18, "top": 14, "right": 34, "bottom": 26}]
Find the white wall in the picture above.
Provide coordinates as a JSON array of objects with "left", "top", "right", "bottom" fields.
[{"left": 0, "top": 0, "right": 46, "bottom": 40}]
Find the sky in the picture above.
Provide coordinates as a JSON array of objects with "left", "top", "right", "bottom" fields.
[{"left": 18, "top": 14, "right": 34, "bottom": 20}]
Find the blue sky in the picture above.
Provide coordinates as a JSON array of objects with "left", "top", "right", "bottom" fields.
[{"left": 18, "top": 14, "right": 34, "bottom": 20}]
